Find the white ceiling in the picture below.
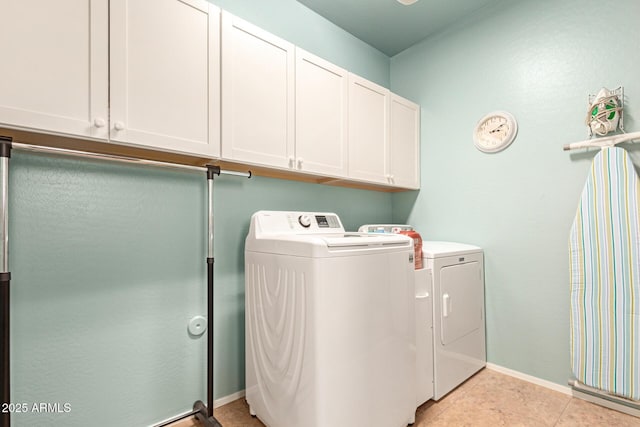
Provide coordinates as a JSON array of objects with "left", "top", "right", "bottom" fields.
[{"left": 297, "top": 0, "right": 502, "bottom": 56}]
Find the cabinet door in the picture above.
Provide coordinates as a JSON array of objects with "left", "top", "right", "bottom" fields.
[
  {"left": 0, "top": 0, "right": 108, "bottom": 140},
  {"left": 389, "top": 94, "right": 420, "bottom": 189},
  {"left": 295, "top": 48, "right": 348, "bottom": 177},
  {"left": 347, "top": 73, "right": 389, "bottom": 184},
  {"left": 221, "top": 13, "right": 294, "bottom": 168},
  {"left": 109, "top": 0, "right": 220, "bottom": 157}
]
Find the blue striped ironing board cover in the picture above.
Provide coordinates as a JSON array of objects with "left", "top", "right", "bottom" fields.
[{"left": 569, "top": 146, "right": 640, "bottom": 401}]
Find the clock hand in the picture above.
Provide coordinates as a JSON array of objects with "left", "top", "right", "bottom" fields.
[{"left": 489, "top": 123, "right": 506, "bottom": 134}]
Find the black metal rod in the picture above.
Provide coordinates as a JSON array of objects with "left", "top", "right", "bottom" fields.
[
  {"left": 190, "top": 168, "right": 222, "bottom": 426},
  {"left": 1, "top": 275, "right": 9, "bottom": 427},
  {"left": 190, "top": 259, "right": 222, "bottom": 427},
  {"left": 0, "top": 136, "right": 11, "bottom": 427},
  {"left": 194, "top": 259, "right": 222, "bottom": 427},
  {"left": 207, "top": 257, "right": 214, "bottom": 417}
]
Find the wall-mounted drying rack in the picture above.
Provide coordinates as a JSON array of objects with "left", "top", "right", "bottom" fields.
[
  {"left": 563, "top": 130, "right": 640, "bottom": 151},
  {"left": 0, "top": 138, "right": 251, "bottom": 427}
]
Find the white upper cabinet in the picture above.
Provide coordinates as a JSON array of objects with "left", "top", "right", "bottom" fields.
[
  {"left": 0, "top": 0, "right": 109, "bottom": 140},
  {"left": 295, "top": 48, "right": 348, "bottom": 177},
  {"left": 0, "top": 3, "right": 419, "bottom": 190},
  {"left": 221, "top": 12, "right": 295, "bottom": 168},
  {"left": 109, "top": 0, "right": 220, "bottom": 157},
  {"left": 389, "top": 94, "right": 420, "bottom": 189},
  {"left": 347, "top": 73, "right": 390, "bottom": 185}
]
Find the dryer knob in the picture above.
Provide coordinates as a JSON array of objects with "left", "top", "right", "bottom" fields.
[{"left": 298, "top": 214, "right": 312, "bottom": 228}]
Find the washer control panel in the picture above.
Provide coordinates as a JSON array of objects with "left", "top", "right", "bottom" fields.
[
  {"left": 309, "top": 214, "right": 341, "bottom": 229},
  {"left": 293, "top": 213, "right": 341, "bottom": 230},
  {"left": 253, "top": 211, "right": 344, "bottom": 235}
]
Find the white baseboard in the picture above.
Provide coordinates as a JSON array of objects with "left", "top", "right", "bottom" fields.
[
  {"left": 152, "top": 391, "right": 247, "bottom": 427},
  {"left": 486, "top": 362, "right": 572, "bottom": 396},
  {"left": 214, "top": 389, "right": 246, "bottom": 408}
]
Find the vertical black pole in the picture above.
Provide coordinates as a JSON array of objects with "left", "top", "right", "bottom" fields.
[
  {"left": 194, "top": 166, "right": 221, "bottom": 427},
  {"left": 206, "top": 256, "right": 214, "bottom": 417},
  {"left": 0, "top": 136, "right": 12, "bottom": 427},
  {"left": 206, "top": 166, "right": 217, "bottom": 419},
  {"left": 0, "top": 271, "right": 9, "bottom": 427}
]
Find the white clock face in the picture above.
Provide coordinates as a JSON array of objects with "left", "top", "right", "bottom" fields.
[{"left": 473, "top": 111, "right": 518, "bottom": 153}]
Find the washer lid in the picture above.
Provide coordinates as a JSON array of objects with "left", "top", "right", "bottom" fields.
[
  {"left": 320, "top": 233, "right": 410, "bottom": 248},
  {"left": 246, "top": 232, "right": 412, "bottom": 257},
  {"left": 422, "top": 241, "right": 482, "bottom": 258}
]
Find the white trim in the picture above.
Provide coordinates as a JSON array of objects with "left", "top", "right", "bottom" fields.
[
  {"left": 486, "top": 363, "right": 572, "bottom": 396},
  {"left": 151, "top": 390, "right": 245, "bottom": 427},
  {"left": 151, "top": 391, "right": 246, "bottom": 427},
  {"left": 151, "top": 410, "right": 195, "bottom": 427},
  {"left": 214, "top": 389, "right": 246, "bottom": 408}
]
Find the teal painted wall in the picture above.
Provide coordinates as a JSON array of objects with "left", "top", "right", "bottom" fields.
[
  {"left": 10, "top": 161, "right": 393, "bottom": 427},
  {"left": 391, "top": 0, "right": 640, "bottom": 386},
  {"left": 8, "top": 1, "right": 392, "bottom": 425},
  {"left": 11, "top": 154, "right": 206, "bottom": 427}
]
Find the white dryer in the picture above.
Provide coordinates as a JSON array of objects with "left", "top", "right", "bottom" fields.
[
  {"left": 245, "top": 211, "right": 417, "bottom": 427},
  {"left": 423, "top": 241, "right": 486, "bottom": 400}
]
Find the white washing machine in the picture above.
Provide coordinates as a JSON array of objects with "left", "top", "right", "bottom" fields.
[
  {"left": 423, "top": 241, "right": 486, "bottom": 400},
  {"left": 244, "top": 211, "right": 416, "bottom": 427}
]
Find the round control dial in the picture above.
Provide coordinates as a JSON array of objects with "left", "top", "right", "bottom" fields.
[{"left": 298, "top": 214, "right": 312, "bottom": 228}]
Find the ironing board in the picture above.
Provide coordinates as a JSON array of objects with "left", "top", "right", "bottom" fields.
[{"left": 569, "top": 146, "right": 640, "bottom": 401}]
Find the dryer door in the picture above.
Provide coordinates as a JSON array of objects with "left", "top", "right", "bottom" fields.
[{"left": 439, "top": 261, "right": 482, "bottom": 346}]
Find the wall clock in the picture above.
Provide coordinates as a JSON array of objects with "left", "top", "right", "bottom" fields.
[{"left": 473, "top": 111, "right": 518, "bottom": 153}]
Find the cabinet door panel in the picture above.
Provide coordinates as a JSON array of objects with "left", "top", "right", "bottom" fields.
[
  {"left": 110, "top": 0, "right": 220, "bottom": 157},
  {"left": 221, "top": 13, "right": 294, "bottom": 168},
  {"left": 0, "top": 0, "right": 108, "bottom": 139},
  {"left": 295, "top": 48, "right": 347, "bottom": 177},
  {"left": 347, "top": 74, "right": 389, "bottom": 184},
  {"left": 389, "top": 94, "right": 420, "bottom": 189}
]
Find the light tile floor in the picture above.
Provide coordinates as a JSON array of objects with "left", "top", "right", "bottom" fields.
[{"left": 182, "top": 368, "right": 640, "bottom": 426}]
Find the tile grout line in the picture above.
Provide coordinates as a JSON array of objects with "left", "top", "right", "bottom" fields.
[{"left": 552, "top": 398, "right": 573, "bottom": 427}]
